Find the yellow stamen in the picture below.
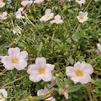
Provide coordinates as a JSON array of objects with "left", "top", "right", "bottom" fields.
[
  {"left": 75, "top": 69, "right": 84, "bottom": 77},
  {"left": 80, "top": 16, "right": 84, "bottom": 20},
  {"left": 12, "top": 57, "right": 19, "bottom": 64},
  {"left": 38, "top": 67, "right": 45, "bottom": 75}
]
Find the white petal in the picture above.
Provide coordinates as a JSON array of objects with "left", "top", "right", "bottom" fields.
[
  {"left": 20, "top": 51, "right": 28, "bottom": 59},
  {"left": 29, "top": 74, "right": 41, "bottom": 82},
  {"left": 14, "top": 60, "right": 27, "bottom": 70},
  {"left": 8, "top": 47, "right": 20, "bottom": 56},
  {"left": 79, "top": 75, "right": 91, "bottom": 84},
  {"left": 46, "top": 64, "right": 54, "bottom": 71},
  {"left": 0, "top": 2, "right": 5, "bottom": 8},
  {"left": 37, "top": 88, "right": 48, "bottom": 96},
  {"left": 66, "top": 66, "right": 75, "bottom": 77},
  {"left": 42, "top": 72, "right": 53, "bottom": 82},
  {"left": 45, "top": 9, "right": 52, "bottom": 14},
  {"left": 74, "top": 61, "right": 81, "bottom": 68},
  {"left": 54, "top": 15, "right": 61, "bottom": 20},
  {"left": 0, "top": 89, "right": 8, "bottom": 98},
  {"left": 1, "top": 56, "right": 14, "bottom": 70},
  {"left": 35, "top": 57, "right": 46, "bottom": 67},
  {"left": 27, "top": 64, "right": 38, "bottom": 74},
  {"left": 81, "top": 62, "right": 93, "bottom": 74},
  {"left": 71, "top": 77, "right": 80, "bottom": 84},
  {"left": 97, "top": 43, "right": 101, "bottom": 52}
]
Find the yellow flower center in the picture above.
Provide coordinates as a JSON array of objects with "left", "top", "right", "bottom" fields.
[
  {"left": 12, "top": 57, "right": 19, "bottom": 64},
  {"left": 38, "top": 67, "right": 45, "bottom": 75},
  {"left": 80, "top": 16, "right": 84, "bottom": 20},
  {"left": 75, "top": 69, "right": 84, "bottom": 77}
]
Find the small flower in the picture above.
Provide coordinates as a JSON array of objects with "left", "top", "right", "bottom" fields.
[
  {"left": 21, "top": 0, "right": 33, "bottom": 7},
  {"left": 37, "top": 87, "right": 56, "bottom": 101},
  {"left": 77, "top": 11, "right": 88, "bottom": 23},
  {"left": 97, "top": 43, "right": 101, "bottom": 52},
  {"left": 50, "top": 15, "right": 63, "bottom": 24},
  {"left": 66, "top": 61, "right": 93, "bottom": 84},
  {"left": 27, "top": 57, "right": 54, "bottom": 82},
  {"left": 12, "top": 26, "right": 22, "bottom": 35},
  {"left": 0, "top": 12, "right": 7, "bottom": 20},
  {"left": 0, "top": 89, "right": 8, "bottom": 101},
  {"left": 76, "top": 0, "right": 85, "bottom": 5},
  {"left": 1, "top": 47, "right": 28, "bottom": 70},
  {"left": 0, "top": 0, "right": 5, "bottom": 8},
  {"left": 40, "top": 9, "right": 54, "bottom": 22},
  {"left": 34, "top": 0, "right": 44, "bottom": 4},
  {"left": 15, "top": 7, "right": 25, "bottom": 19}
]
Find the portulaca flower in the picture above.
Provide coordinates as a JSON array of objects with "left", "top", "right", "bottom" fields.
[
  {"left": 76, "top": 0, "right": 85, "bottom": 5},
  {"left": 15, "top": 7, "right": 25, "bottom": 19},
  {"left": 0, "top": 89, "right": 8, "bottom": 101},
  {"left": 0, "top": 0, "right": 5, "bottom": 8},
  {"left": 21, "top": 0, "right": 33, "bottom": 7},
  {"left": 1, "top": 47, "right": 28, "bottom": 70},
  {"left": 0, "top": 12, "right": 7, "bottom": 20},
  {"left": 34, "top": 0, "right": 44, "bottom": 4},
  {"left": 37, "top": 87, "right": 56, "bottom": 101},
  {"left": 77, "top": 11, "right": 88, "bottom": 23},
  {"left": 50, "top": 15, "right": 63, "bottom": 24},
  {"left": 40, "top": 9, "right": 54, "bottom": 22},
  {"left": 12, "top": 26, "right": 22, "bottom": 35},
  {"left": 66, "top": 61, "right": 93, "bottom": 84},
  {"left": 27, "top": 57, "right": 54, "bottom": 82},
  {"left": 97, "top": 43, "right": 101, "bottom": 52}
]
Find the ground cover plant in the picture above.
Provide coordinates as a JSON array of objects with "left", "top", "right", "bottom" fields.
[{"left": 0, "top": 0, "right": 101, "bottom": 101}]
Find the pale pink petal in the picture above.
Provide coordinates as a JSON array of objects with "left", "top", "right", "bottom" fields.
[
  {"left": 8, "top": 47, "right": 20, "bottom": 56},
  {"left": 74, "top": 61, "right": 81, "bottom": 68},
  {"left": 27, "top": 64, "right": 38, "bottom": 74},
  {"left": 46, "top": 64, "right": 54, "bottom": 71},
  {"left": 45, "top": 9, "right": 51, "bottom": 14},
  {"left": 35, "top": 57, "right": 46, "bottom": 67},
  {"left": 20, "top": 51, "right": 28, "bottom": 59},
  {"left": 71, "top": 77, "right": 80, "bottom": 84},
  {"left": 14, "top": 60, "right": 27, "bottom": 70},
  {"left": 29, "top": 74, "right": 41, "bottom": 82},
  {"left": 42, "top": 72, "right": 53, "bottom": 82},
  {"left": 1, "top": 56, "right": 14, "bottom": 70},
  {"left": 66, "top": 66, "right": 75, "bottom": 77},
  {"left": 82, "top": 62, "right": 93, "bottom": 74},
  {"left": 79, "top": 75, "right": 91, "bottom": 84},
  {"left": 37, "top": 88, "right": 48, "bottom": 96}
]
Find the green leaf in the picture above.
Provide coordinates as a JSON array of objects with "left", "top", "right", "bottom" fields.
[{"left": 67, "top": 84, "right": 83, "bottom": 93}]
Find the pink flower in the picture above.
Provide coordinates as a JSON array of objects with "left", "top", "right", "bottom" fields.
[{"left": 27, "top": 57, "right": 54, "bottom": 82}]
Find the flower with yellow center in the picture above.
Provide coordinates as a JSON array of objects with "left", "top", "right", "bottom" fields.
[
  {"left": 66, "top": 61, "right": 93, "bottom": 84},
  {"left": 75, "top": 69, "right": 84, "bottom": 77},
  {"left": 27, "top": 57, "right": 55, "bottom": 82},
  {"left": 1, "top": 47, "right": 28, "bottom": 70},
  {"left": 77, "top": 11, "right": 88, "bottom": 23},
  {"left": 40, "top": 9, "right": 54, "bottom": 22},
  {"left": 0, "top": 89, "right": 7, "bottom": 101}
]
